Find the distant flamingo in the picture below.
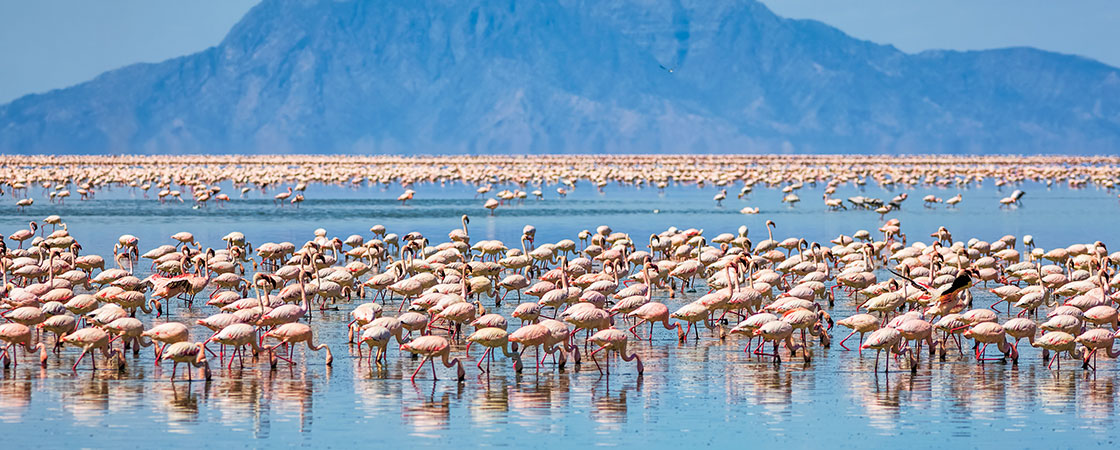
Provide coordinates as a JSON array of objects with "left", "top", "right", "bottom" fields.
[
  {"left": 397, "top": 189, "right": 415, "bottom": 205},
  {"left": 8, "top": 221, "right": 37, "bottom": 248},
  {"left": 274, "top": 187, "right": 293, "bottom": 205}
]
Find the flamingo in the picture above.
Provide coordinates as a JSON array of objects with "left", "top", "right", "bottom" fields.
[
  {"left": 356, "top": 325, "right": 403, "bottom": 368},
  {"left": 587, "top": 328, "right": 644, "bottom": 375},
  {"left": 1033, "top": 331, "right": 1077, "bottom": 370},
  {"left": 274, "top": 187, "right": 293, "bottom": 205},
  {"left": 0, "top": 323, "right": 47, "bottom": 369},
  {"left": 8, "top": 221, "right": 37, "bottom": 248},
  {"left": 258, "top": 268, "right": 313, "bottom": 327},
  {"left": 836, "top": 314, "right": 879, "bottom": 355},
  {"left": 861, "top": 328, "right": 913, "bottom": 373},
  {"left": 399, "top": 335, "right": 465, "bottom": 381},
  {"left": 623, "top": 263, "right": 684, "bottom": 340},
  {"left": 397, "top": 189, "right": 415, "bottom": 205},
  {"left": 1075, "top": 329, "right": 1120, "bottom": 371},
  {"left": 141, "top": 322, "right": 191, "bottom": 362},
  {"left": 465, "top": 327, "right": 522, "bottom": 373},
  {"left": 205, "top": 323, "right": 263, "bottom": 369},
  {"left": 161, "top": 342, "right": 212, "bottom": 382},
  {"left": 713, "top": 189, "right": 727, "bottom": 206},
  {"left": 752, "top": 320, "right": 808, "bottom": 364},
  {"left": 508, "top": 324, "right": 561, "bottom": 374},
  {"left": 60, "top": 327, "right": 125, "bottom": 371},
  {"left": 263, "top": 322, "right": 333, "bottom": 367}
]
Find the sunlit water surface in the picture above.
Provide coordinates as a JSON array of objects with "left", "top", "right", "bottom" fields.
[{"left": 2, "top": 180, "right": 1120, "bottom": 447}]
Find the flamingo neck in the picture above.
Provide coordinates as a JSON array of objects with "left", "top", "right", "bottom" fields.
[
  {"left": 255, "top": 285, "right": 265, "bottom": 311},
  {"left": 299, "top": 272, "right": 309, "bottom": 312},
  {"left": 644, "top": 270, "right": 653, "bottom": 302}
]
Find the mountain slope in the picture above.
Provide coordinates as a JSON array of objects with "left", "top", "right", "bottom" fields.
[{"left": 2, "top": 0, "right": 1119, "bottom": 154}]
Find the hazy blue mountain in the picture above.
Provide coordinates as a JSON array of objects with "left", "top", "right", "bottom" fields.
[{"left": 2, "top": 0, "right": 1119, "bottom": 154}]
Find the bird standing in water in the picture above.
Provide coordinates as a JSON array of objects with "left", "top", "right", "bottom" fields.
[{"left": 890, "top": 266, "right": 979, "bottom": 310}]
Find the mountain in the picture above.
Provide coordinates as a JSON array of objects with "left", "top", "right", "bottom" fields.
[{"left": 2, "top": 0, "right": 1119, "bottom": 154}]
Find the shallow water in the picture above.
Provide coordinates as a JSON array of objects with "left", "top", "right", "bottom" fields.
[{"left": 3, "top": 180, "right": 1120, "bottom": 447}]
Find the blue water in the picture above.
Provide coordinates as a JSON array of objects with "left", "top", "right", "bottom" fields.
[{"left": 2, "top": 179, "right": 1120, "bottom": 448}]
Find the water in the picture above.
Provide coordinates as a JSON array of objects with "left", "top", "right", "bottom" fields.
[{"left": 2, "top": 179, "right": 1120, "bottom": 447}]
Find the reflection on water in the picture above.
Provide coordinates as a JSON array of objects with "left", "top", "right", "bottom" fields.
[
  {"left": 3, "top": 305, "right": 1120, "bottom": 445},
  {"left": 3, "top": 182, "right": 1120, "bottom": 445},
  {"left": 403, "top": 382, "right": 455, "bottom": 436},
  {"left": 0, "top": 380, "right": 31, "bottom": 423}
]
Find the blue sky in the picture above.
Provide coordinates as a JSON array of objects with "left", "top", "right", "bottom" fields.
[{"left": 1, "top": 0, "right": 1118, "bottom": 104}]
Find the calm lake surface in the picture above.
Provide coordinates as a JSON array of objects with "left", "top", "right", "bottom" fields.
[{"left": 2, "top": 179, "right": 1120, "bottom": 448}]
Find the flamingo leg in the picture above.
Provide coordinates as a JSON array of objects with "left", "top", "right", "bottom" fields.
[
  {"left": 2, "top": 344, "right": 14, "bottom": 368},
  {"left": 72, "top": 349, "right": 89, "bottom": 371},
  {"left": 477, "top": 348, "right": 491, "bottom": 372},
  {"left": 268, "top": 344, "right": 296, "bottom": 365},
  {"left": 837, "top": 330, "right": 857, "bottom": 351},
  {"left": 227, "top": 347, "right": 238, "bottom": 370},
  {"left": 411, "top": 356, "right": 430, "bottom": 381},
  {"left": 155, "top": 342, "right": 168, "bottom": 363},
  {"left": 627, "top": 321, "right": 644, "bottom": 339}
]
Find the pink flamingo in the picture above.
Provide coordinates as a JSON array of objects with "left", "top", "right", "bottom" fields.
[
  {"left": 161, "top": 342, "right": 212, "bottom": 382},
  {"left": 274, "top": 187, "right": 293, "bottom": 206},
  {"left": 60, "top": 327, "right": 124, "bottom": 371},
  {"left": 588, "top": 328, "right": 644, "bottom": 375},
  {"left": 205, "top": 323, "right": 263, "bottom": 369},
  {"left": 465, "top": 327, "right": 522, "bottom": 373},
  {"left": 0, "top": 323, "right": 47, "bottom": 369},
  {"left": 508, "top": 324, "right": 558, "bottom": 374},
  {"left": 263, "top": 322, "right": 332, "bottom": 367},
  {"left": 835, "top": 314, "right": 879, "bottom": 355},
  {"left": 399, "top": 335, "right": 465, "bottom": 381},
  {"left": 7, "top": 221, "right": 36, "bottom": 248},
  {"left": 141, "top": 322, "right": 191, "bottom": 363}
]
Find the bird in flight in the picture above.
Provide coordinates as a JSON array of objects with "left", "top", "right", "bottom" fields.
[{"left": 659, "top": 64, "right": 675, "bottom": 73}]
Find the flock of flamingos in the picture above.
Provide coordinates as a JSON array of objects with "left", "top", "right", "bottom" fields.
[
  {"left": 5, "top": 154, "right": 1120, "bottom": 212},
  {"left": 2, "top": 154, "right": 1120, "bottom": 384}
]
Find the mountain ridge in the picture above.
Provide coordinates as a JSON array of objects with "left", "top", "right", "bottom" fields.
[{"left": 2, "top": 0, "right": 1119, "bottom": 154}]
